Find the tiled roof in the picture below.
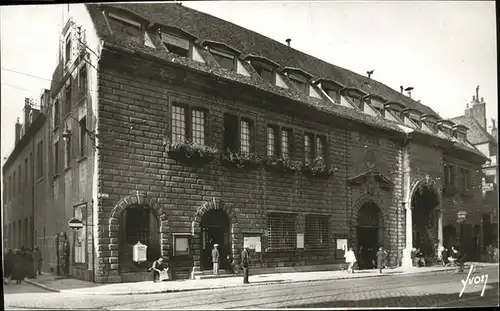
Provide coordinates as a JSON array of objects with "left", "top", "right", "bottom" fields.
[
  {"left": 92, "top": 3, "right": 440, "bottom": 117},
  {"left": 449, "top": 115, "right": 497, "bottom": 145}
]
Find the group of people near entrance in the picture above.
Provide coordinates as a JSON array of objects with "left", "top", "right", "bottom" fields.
[
  {"left": 4, "top": 247, "right": 43, "bottom": 285},
  {"left": 344, "top": 246, "right": 388, "bottom": 274}
]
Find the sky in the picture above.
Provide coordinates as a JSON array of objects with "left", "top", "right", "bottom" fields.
[{"left": 0, "top": 1, "right": 497, "bottom": 168}]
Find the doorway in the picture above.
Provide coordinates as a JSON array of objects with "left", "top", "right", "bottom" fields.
[
  {"left": 411, "top": 185, "right": 439, "bottom": 256},
  {"left": 200, "top": 210, "right": 230, "bottom": 271},
  {"left": 357, "top": 202, "right": 380, "bottom": 269}
]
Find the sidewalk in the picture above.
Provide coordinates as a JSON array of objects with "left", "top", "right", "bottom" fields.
[{"left": 24, "top": 262, "right": 497, "bottom": 296}]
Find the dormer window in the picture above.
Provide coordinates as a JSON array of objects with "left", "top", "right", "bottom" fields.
[
  {"left": 288, "top": 73, "right": 308, "bottom": 94},
  {"left": 452, "top": 125, "right": 468, "bottom": 142},
  {"left": 438, "top": 121, "right": 454, "bottom": 136},
  {"left": 210, "top": 48, "right": 235, "bottom": 71},
  {"left": 254, "top": 64, "right": 274, "bottom": 83},
  {"left": 245, "top": 56, "right": 280, "bottom": 85},
  {"left": 106, "top": 12, "right": 143, "bottom": 44},
  {"left": 161, "top": 32, "right": 190, "bottom": 58},
  {"left": 344, "top": 90, "right": 364, "bottom": 110},
  {"left": 369, "top": 97, "right": 386, "bottom": 116},
  {"left": 325, "top": 89, "right": 338, "bottom": 102}
]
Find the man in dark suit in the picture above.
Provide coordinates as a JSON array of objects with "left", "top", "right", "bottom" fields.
[{"left": 241, "top": 246, "right": 250, "bottom": 284}]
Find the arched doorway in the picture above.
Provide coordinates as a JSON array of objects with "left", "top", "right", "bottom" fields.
[
  {"left": 119, "top": 204, "right": 160, "bottom": 273},
  {"left": 357, "top": 202, "right": 381, "bottom": 269},
  {"left": 411, "top": 185, "right": 439, "bottom": 256},
  {"left": 200, "top": 210, "right": 230, "bottom": 271}
]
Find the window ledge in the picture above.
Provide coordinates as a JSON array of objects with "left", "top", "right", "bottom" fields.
[
  {"left": 64, "top": 166, "right": 71, "bottom": 173},
  {"left": 36, "top": 177, "right": 44, "bottom": 184},
  {"left": 77, "top": 155, "right": 88, "bottom": 163},
  {"left": 53, "top": 174, "right": 60, "bottom": 180}
]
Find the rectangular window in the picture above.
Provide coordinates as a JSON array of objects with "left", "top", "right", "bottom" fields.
[
  {"left": 65, "top": 83, "right": 72, "bottom": 115},
  {"left": 281, "top": 129, "right": 292, "bottom": 159},
  {"left": 304, "top": 133, "right": 313, "bottom": 163},
  {"left": 266, "top": 126, "right": 277, "bottom": 157},
  {"left": 79, "top": 117, "right": 86, "bottom": 157},
  {"left": 107, "top": 13, "right": 143, "bottom": 44},
  {"left": 53, "top": 100, "right": 60, "bottom": 128},
  {"left": 316, "top": 136, "right": 325, "bottom": 159},
  {"left": 326, "top": 89, "right": 339, "bottom": 103},
  {"left": 305, "top": 215, "right": 330, "bottom": 249},
  {"left": 255, "top": 66, "right": 274, "bottom": 83},
  {"left": 162, "top": 33, "right": 190, "bottom": 58},
  {"left": 240, "top": 119, "right": 252, "bottom": 154},
  {"left": 171, "top": 105, "right": 187, "bottom": 142},
  {"left": 267, "top": 213, "right": 297, "bottom": 250},
  {"left": 78, "top": 66, "right": 87, "bottom": 95},
  {"left": 65, "top": 35, "right": 72, "bottom": 64},
  {"left": 173, "top": 234, "right": 191, "bottom": 256},
  {"left": 65, "top": 138, "right": 71, "bottom": 168},
  {"left": 54, "top": 141, "right": 59, "bottom": 174},
  {"left": 191, "top": 109, "right": 206, "bottom": 145},
  {"left": 211, "top": 49, "right": 235, "bottom": 71}
]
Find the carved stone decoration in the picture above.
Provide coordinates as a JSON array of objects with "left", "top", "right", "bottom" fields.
[
  {"left": 364, "top": 150, "right": 377, "bottom": 170},
  {"left": 347, "top": 170, "right": 394, "bottom": 194}
]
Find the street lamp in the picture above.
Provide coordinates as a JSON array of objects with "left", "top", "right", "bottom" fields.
[{"left": 62, "top": 128, "right": 72, "bottom": 141}]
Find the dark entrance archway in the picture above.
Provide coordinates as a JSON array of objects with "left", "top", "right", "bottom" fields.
[
  {"left": 357, "top": 202, "right": 380, "bottom": 269},
  {"left": 200, "top": 210, "right": 230, "bottom": 271},
  {"left": 411, "top": 185, "right": 439, "bottom": 256}
]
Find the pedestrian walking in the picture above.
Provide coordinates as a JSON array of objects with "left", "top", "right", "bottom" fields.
[
  {"left": 376, "top": 247, "right": 387, "bottom": 273},
  {"left": 344, "top": 247, "right": 357, "bottom": 273},
  {"left": 241, "top": 246, "right": 250, "bottom": 284},
  {"left": 32, "top": 247, "right": 43, "bottom": 276},
  {"left": 212, "top": 244, "right": 220, "bottom": 276}
]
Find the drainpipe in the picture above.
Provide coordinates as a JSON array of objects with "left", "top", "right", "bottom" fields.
[{"left": 32, "top": 134, "right": 35, "bottom": 249}]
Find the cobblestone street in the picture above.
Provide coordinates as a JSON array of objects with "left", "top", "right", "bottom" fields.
[{"left": 4, "top": 266, "right": 498, "bottom": 309}]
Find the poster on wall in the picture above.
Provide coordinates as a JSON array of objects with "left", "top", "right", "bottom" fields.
[
  {"left": 297, "top": 233, "right": 304, "bottom": 249},
  {"left": 244, "top": 236, "right": 261, "bottom": 250},
  {"left": 336, "top": 239, "right": 347, "bottom": 252}
]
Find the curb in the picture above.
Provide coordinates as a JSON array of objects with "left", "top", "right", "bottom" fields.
[
  {"left": 29, "top": 264, "right": 496, "bottom": 296},
  {"left": 24, "top": 278, "right": 61, "bottom": 293}
]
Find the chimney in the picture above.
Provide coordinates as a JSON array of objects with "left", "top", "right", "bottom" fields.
[
  {"left": 24, "top": 98, "right": 32, "bottom": 130},
  {"left": 286, "top": 38, "right": 291, "bottom": 47},
  {"left": 15, "top": 117, "right": 22, "bottom": 144},
  {"left": 492, "top": 118, "right": 498, "bottom": 142},
  {"left": 475, "top": 85, "right": 479, "bottom": 103},
  {"left": 400, "top": 86, "right": 403, "bottom": 93}
]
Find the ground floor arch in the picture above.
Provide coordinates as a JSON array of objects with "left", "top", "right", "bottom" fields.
[{"left": 356, "top": 201, "right": 382, "bottom": 269}]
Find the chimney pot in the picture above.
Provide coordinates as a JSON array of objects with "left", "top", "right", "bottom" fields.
[
  {"left": 285, "top": 38, "right": 291, "bottom": 47},
  {"left": 481, "top": 97, "right": 484, "bottom": 103},
  {"left": 400, "top": 86, "right": 403, "bottom": 93},
  {"left": 472, "top": 95, "right": 476, "bottom": 102}
]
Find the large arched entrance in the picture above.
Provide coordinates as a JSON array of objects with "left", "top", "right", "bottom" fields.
[
  {"left": 119, "top": 204, "right": 161, "bottom": 273},
  {"left": 200, "top": 210, "right": 230, "bottom": 271},
  {"left": 357, "top": 202, "right": 381, "bottom": 269},
  {"left": 411, "top": 185, "right": 440, "bottom": 256}
]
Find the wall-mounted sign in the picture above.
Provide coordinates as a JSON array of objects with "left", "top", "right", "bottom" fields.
[
  {"left": 68, "top": 218, "right": 84, "bottom": 230},
  {"left": 132, "top": 241, "right": 148, "bottom": 263},
  {"left": 243, "top": 236, "right": 261, "bottom": 250},
  {"left": 297, "top": 233, "right": 304, "bottom": 249},
  {"left": 336, "top": 239, "right": 347, "bottom": 251},
  {"left": 482, "top": 183, "right": 494, "bottom": 192}
]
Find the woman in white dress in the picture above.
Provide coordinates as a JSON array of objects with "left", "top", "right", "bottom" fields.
[{"left": 345, "top": 247, "right": 357, "bottom": 273}]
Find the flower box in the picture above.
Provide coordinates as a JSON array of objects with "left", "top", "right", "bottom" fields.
[
  {"left": 302, "top": 157, "right": 336, "bottom": 178},
  {"left": 220, "top": 150, "right": 261, "bottom": 169},
  {"left": 166, "top": 140, "right": 219, "bottom": 163},
  {"left": 263, "top": 156, "right": 302, "bottom": 173}
]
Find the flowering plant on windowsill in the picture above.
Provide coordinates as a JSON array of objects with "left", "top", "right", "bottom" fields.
[
  {"left": 166, "top": 140, "right": 219, "bottom": 162},
  {"left": 302, "top": 156, "right": 337, "bottom": 178},
  {"left": 263, "top": 155, "right": 303, "bottom": 173},
  {"left": 220, "top": 149, "right": 261, "bottom": 169}
]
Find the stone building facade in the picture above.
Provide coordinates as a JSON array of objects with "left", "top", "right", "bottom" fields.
[{"left": 2, "top": 3, "right": 491, "bottom": 283}]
